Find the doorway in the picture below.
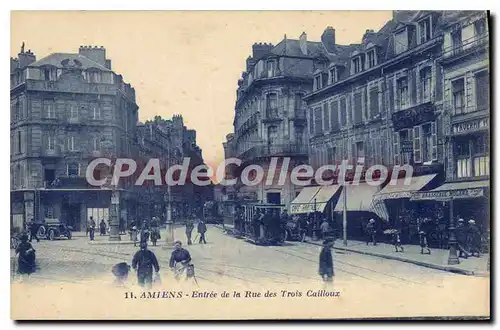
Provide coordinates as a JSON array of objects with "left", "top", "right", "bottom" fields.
[{"left": 267, "top": 192, "right": 281, "bottom": 205}]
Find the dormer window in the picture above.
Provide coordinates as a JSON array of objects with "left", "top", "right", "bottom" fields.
[
  {"left": 418, "top": 16, "right": 432, "bottom": 44},
  {"left": 475, "top": 18, "right": 487, "bottom": 37},
  {"left": 352, "top": 57, "right": 363, "bottom": 74},
  {"left": 394, "top": 29, "right": 408, "bottom": 54},
  {"left": 366, "top": 49, "right": 377, "bottom": 68},
  {"left": 86, "top": 70, "right": 102, "bottom": 83},
  {"left": 329, "top": 67, "right": 338, "bottom": 84},
  {"left": 41, "top": 67, "right": 56, "bottom": 81},
  {"left": 266, "top": 59, "right": 276, "bottom": 77},
  {"left": 314, "top": 74, "right": 322, "bottom": 90}
]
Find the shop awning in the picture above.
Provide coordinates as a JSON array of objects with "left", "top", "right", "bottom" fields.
[
  {"left": 335, "top": 184, "right": 389, "bottom": 221},
  {"left": 310, "top": 185, "right": 342, "bottom": 213},
  {"left": 411, "top": 180, "right": 489, "bottom": 201},
  {"left": 373, "top": 174, "right": 437, "bottom": 201},
  {"left": 290, "top": 186, "right": 321, "bottom": 214}
]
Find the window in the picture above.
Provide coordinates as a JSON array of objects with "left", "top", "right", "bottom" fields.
[
  {"left": 308, "top": 108, "right": 314, "bottom": 135},
  {"left": 266, "top": 93, "right": 278, "bottom": 117},
  {"left": 397, "top": 77, "right": 409, "bottom": 109},
  {"left": 369, "top": 87, "right": 379, "bottom": 118},
  {"left": 421, "top": 123, "right": 432, "bottom": 163},
  {"left": 67, "top": 136, "right": 76, "bottom": 151},
  {"left": 473, "top": 135, "right": 489, "bottom": 177},
  {"left": 420, "top": 67, "right": 432, "bottom": 103},
  {"left": 330, "top": 100, "right": 339, "bottom": 131},
  {"left": 475, "top": 18, "right": 487, "bottom": 37},
  {"left": 451, "top": 29, "right": 462, "bottom": 52},
  {"left": 399, "top": 129, "right": 412, "bottom": 165},
  {"left": 352, "top": 57, "right": 362, "bottom": 74},
  {"left": 67, "top": 163, "right": 79, "bottom": 176},
  {"left": 367, "top": 50, "right": 376, "bottom": 68},
  {"left": 92, "top": 103, "right": 101, "bottom": 120},
  {"left": 352, "top": 92, "right": 363, "bottom": 124},
  {"left": 47, "top": 133, "right": 56, "bottom": 151},
  {"left": 323, "top": 103, "right": 330, "bottom": 132},
  {"left": 44, "top": 206, "right": 55, "bottom": 218},
  {"left": 339, "top": 97, "right": 347, "bottom": 127},
  {"left": 329, "top": 67, "right": 338, "bottom": 84},
  {"left": 394, "top": 30, "right": 408, "bottom": 54},
  {"left": 327, "top": 147, "right": 336, "bottom": 163},
  {"left": 354, "top": 142, "right": 365, "bottom": 162},
  {"left": 44, "top": 102, "right": 55, "bottom": 119},
  {"left": 314, "top": 75, "right": 322, "bottom": 90},
  {"left": 456, "top": 140, "right": 471, "bottom": 178},
  {"left": 43, "top": 68, "right": 52, "bottom": 81},
  {"left": 15, "top": 101, "right": 21, "bottom": 121},
  {"left": 70, "top": 104, "right": 78, "bottom": 119},
  {"left": 16, "top": 130, "right": 22, "bottom": 154},
  {"left": 93, "top": 137, "right": 101, "bottom": 151},
  {"left": 87, "top": 71, "right": 102, "bottom": 83},
  {"left": 294, "top": 94, "right": 303, "bottom": 110},
  {"left": 314, "top": 107, "right": 323, "bottom": 135},
  {"left": 418, "top": 17, "right": 432, "bottom": 44},
  {"left": 266, "top": 60, "right": 276, "bottom": 77},
  {"left": 475, "top": 70, "right": 489, "bottom": 111},
  {"left": 452, "top": 78, "right": 465, "bottom": 114},
  {"left": 267, "top": 126, "right": 278, "bottom": 145}
]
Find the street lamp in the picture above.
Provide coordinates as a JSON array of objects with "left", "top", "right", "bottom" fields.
[
  {"left": 102, "top": 138, "right": 120, "bottom": 242},
  {"left": 163, "top": 145, "right": 174, "bottom": 248},
  {"left": 447, "top": 199, "right": 459, "bottom": 265}
]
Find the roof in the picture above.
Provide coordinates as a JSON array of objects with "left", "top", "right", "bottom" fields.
[
  {"left": 271, "top": 39, "right": 325, "bottom": 58},
  {"left": 30, "top": 53, "right": 111, "bottom": 71}
]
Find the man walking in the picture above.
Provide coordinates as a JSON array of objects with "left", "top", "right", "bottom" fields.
[
  {"left": 28, "top": 219, "right": 40, "bottom": 243},
  {"left": 88, "top": 217, "right": 96, "bottom": 241},
  {"left": 197, "top": 219, "right": 207, "bottom": 244},
  {"left": 467, "top": 219, "right": 482, "bottom": 257},
  {"left": 320, "top": 217, "right": 330, "bottom": 240},
  {"left": 366, "top": 219, "right": 377, "bottom": 246},
  {"left": 132, "top": 241, "right": 160, "bottom": 288},
  {"left": 319, "top": 239, "right": 334, "bottom": 285},
  {"left": 185, "top": 218, "right": 194, "bottom": 245}
]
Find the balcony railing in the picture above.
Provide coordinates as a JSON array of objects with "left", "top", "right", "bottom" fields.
[
  {"left": 41, "top": 147, "right": 62, "bottom": 157},
  {"left": 443, "top": 33, "right": 489, "bottom": 59},
  {"left": 239, "top": 143, "right": 308, "bottom": 162}
]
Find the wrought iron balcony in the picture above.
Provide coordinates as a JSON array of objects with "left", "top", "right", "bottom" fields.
[
  {"left": 239, "top": 143, "right": 308, "bottom": 162},
  {"left": 443, "top": 33, "right": 489, "bottom": 62}
]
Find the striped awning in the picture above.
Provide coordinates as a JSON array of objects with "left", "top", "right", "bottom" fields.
[
  {"left": 373, "top": 174, "right": 437, "bottom": 201},
  {"left": 335, "top": 184, "right": 389, "bottom": 221},
  {"left": 290, "top": 186, "right": 321, "bottom": 214}
]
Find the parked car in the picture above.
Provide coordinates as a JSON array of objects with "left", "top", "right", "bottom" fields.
[{"left": 37, "top": 219, "right": 72, "bottom": 241}]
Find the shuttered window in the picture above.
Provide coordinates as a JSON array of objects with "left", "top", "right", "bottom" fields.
[
  {"left": 314, "top": 107, "right": 323, "bottom": 135},
  {"left": 339, "top": 97, "right": 347, "bottom": 127},
  {"left": 323, "top": 103, "right": 330, "bottom": 131},
  {"left": 353, "top": 93, "right": 363, "bottom": 124},
  {"left": 330, "top": 100, "right": 339, "bottom": 131},
  {"left": 369, "top": 87, "right": 379, "bottom": 118}
]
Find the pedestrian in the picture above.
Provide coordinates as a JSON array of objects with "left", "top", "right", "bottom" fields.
[
  {"left": 140, "top": 223, "right": 150, "bottom": 246},
  {"left": 467, "top": 219, "right": 482, "bottom": 257},
  {"left": 28, "top": 219, "right": 40, "bottom": 243},
  {"left": 318, "top": 239, "right": 334, "bottom": 285},
  {"left": 132, "top": 242, "right": 160, "bottom": 289},
  {"left": 456, "top": 218, "right": 470, "bottom": 259},
  {"left": 119, "top": 217, "right": 126, "bottom": 235},
  {"left": 112, "top": 262, "right": 131, "bottom": 287},
  {"left": 150, "top": 217, "right": 160, "bottom": 247},
  {"left": 88, "top": 217, "right": 96, "bottom": 241},
  {"left": 99, "top": 219, "right": 107, "bottom": 236},
  {"left": 418, "top": 218, "right": 432, "bottom": 255},
  {"left": 16, "top": 234, "right": 36, "bottom": 281},
  {"left": 366, "top": 219, "right": 377, "bottom": 246},
  {"left": 197, "top": 218, "right": 207, "bottom": 244},
  {"left": 320, "top": 217, "right": 330, "bottom": 240},
  {"left": 185, "top": 218, "right": 194, "bottom": 245},
  {"left": 169, "top": 240, "right": 192, "bottom": 281}
]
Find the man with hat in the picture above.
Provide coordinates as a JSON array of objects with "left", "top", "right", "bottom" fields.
[
  {"left": 112, "top": 262, "right": 131, "bottom": 287},
  {"left": 15, "top": 234, "right": 36, "bottom": 279},
  {"left": 467, "top": 219, "right": 482, "bottom": 257},
  {"left": 169, "top": 240, "right": 192, "bottom": 281},
  {"left": 318, "top": 239, "right": 334, "bottom": 284},
  {"left": 366, "top": 219, "right": 377, "bottom": 246},
  {"left": 132, "top": 241, "right": 160, "bottom": 288},
  {"left": 456, "top": 218, "right": 470, "bottom": 259},
  {"left": 418, "top": 217, "right": 432, "bottom": 255}
]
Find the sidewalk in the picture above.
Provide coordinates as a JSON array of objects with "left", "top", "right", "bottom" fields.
[{"left": 215, "top": 224, "right": 490, "bottom": 277}]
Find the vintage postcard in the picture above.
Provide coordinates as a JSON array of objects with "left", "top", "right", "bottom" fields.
[{"left": 10, "top": 10, "right": 490, "bottom": 320}]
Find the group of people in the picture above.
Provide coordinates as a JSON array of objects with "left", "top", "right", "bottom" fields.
[
  {"left": 456, "top": 218, "right": 483, "bottom": 259},
  {"left": 112, "top": 240, "right": 194, "bottom": 288},
  {"left": 184, "top": 216, "right": 208, "bottom": 245},
  {"left": 128, "top": 217, "right": 161, "bottom": 247}
]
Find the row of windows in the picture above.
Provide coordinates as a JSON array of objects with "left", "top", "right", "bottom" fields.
[
  {"left": 44, "top": 135, "right": 106, "bottom": 152},
  {"left": 455, "top": 135, "right": 489, "bottom": 179},
  {"left": 451, "top": 70, "right": 489, "bottom": 115},
  {"left": 42, "top": 102, "right": 102, "bottom": 120}
]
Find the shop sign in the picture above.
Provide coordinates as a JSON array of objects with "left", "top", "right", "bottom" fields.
[
  {"left": 392, "top": 103, "right": 436, "bottom": 130},
  {"left": 452, "top": 118, "right": 489, "bottom": 135},
  {"left": 410, "top": 188, "right": 484, "bottom": 201}
]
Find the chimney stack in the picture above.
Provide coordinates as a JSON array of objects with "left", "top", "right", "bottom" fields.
[
  {"left": 18, "top": 49, "right": 36, "bottom": 68},
  {"left": 252, "top": 43, "right": 273, "bottom": 61},
  {"left": 299, "top": 32, "right": 308, "bottom": 55},
  {"left": 78, "top": 45, "right": 107, "bottom": 67},
  {"left": 321, "top": 27, "right": 336, "bottom": 53},
  {"left": 246, "top": 56, "right": 255, "bottom": 72}
]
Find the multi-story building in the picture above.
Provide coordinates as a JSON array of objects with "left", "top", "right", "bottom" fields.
[
  {"left": 227, "top": 32, "right": 342, "bottom": 208},
  {"left": 303, "top": 11, "right": 475, "bottom": 241},
  {"left": 10, "top": 45, "right": 138, "bottom": 231},
  {"left": 412, "top": 11, "right": 490, "bottom": 231}
]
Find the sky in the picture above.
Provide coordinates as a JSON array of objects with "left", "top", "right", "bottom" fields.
[{"left": 11, "top": 11, "right": 392, "bottom": 167}]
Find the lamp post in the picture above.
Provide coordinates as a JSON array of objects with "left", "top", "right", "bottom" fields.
[
  {"left": 447, "top": 199, "right": 459, "bottom": 265},
  {"left": 104, "top": 139, "right": 120, "bottom": 242},
  {"left": 164, "top": 147, "right": 174, "bottom": 248},
  {"left": 342, "top": 183, "right": 348, "bottom": 246}
]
